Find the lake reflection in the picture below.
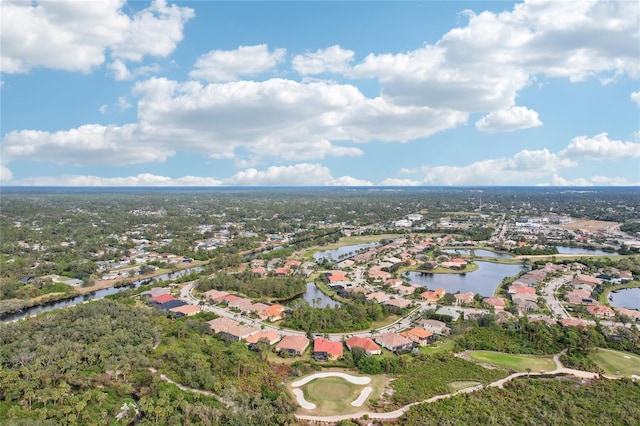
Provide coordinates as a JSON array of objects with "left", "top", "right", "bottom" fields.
[{"left": 408, "top": 261, "right": 527, "bottom": 297}]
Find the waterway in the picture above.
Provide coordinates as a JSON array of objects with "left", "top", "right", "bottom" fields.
[
  {"left": 2, "top": 266, "right": 204, "bottom": 322},
  {"left": 608, "top": 288, "right": 640, "bottom": 311},
  {"left": 555, "top": 246, "right": 616, "bottom": 255},
  {"left": 297, "top": 282, "right": 341, "bottom": 308},
  {"left": 407, "top": 261, "right": 528, "bottom": 297},
  {"left": 313, "top": 242, "right": 379, "bottom": 263},
  {"left": 442, "top": 249, "right": 513, "bottom": 259}
]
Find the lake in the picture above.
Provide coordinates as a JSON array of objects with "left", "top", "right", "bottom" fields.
[
  {"left": 298, "top": 282, "right": 341, "bottom": 308},
  {"left": 407, "top": 261, "right": 528, "bottom": 297},
  {"left": 609, "top": 288, "right": 640, "bottom": 311},
  {"left": 1, "top": 266, "right": 204, "bottom": 322},
  {"left": 443, "top": 249, "right": 513, "bottom": 258},
  {"left": 313, "top": 242, "right": 379, "bottom": 263},
  {"left": 555, "top": 246, "right": 616, "bottom": 255}
]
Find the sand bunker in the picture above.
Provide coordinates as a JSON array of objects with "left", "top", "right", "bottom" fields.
[
  {"left": 351, "top": 386, "right": 373, "bottom": 407},
  {"left": 291, "top": 372, "right": 372, "bottom": 410},
  {"left": 291, "top": 372, "right": 371, "bottom": 387},
  {"left": 292, "top": 389, "right": 316, "bottom": 409}
]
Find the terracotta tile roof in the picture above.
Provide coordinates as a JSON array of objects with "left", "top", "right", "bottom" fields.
[
  {"left": 169, "top": 304, "right": 201, "bottom": 315},
  {"left": 207, "top": 317, "right": 239, "bottom": 333},
  {"left": 406, "top": 327, "right": 432, "bottom": 339},
  {"left": 346, "top": 336, "right": 381, "bottom": 353},
  {"left": 313, "top": 337, "right": 344, "bottom": 357},
  {"left": 276, "top": 335, "right": 309, "bottom": 353},
  {"left": 245, "top": 330, "right": 281, "bottom": 345},
  {"left": 150, "top": 294, "right": 174, "bottom": 304}
]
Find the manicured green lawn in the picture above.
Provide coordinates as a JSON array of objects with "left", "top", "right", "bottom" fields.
[
  {"left": 467, "top": 351, "right": 556, "bottom": 373},
  {"left": 588, "top": 348, "right": 640, "bottom": 377},
  {"left": 294, "top": 373, "right": 386, "bottom": 416},
  {"left": 419, "top": 337, "right": 457, "bottom": 355}
]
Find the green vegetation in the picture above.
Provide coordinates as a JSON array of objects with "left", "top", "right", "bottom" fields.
[
  {"left": 196, "top": 271, "right": 306, "bottom": 301},
  {"left": 466, "top": 351, "right": 557, "bottom": 373},
  {"left": 0, "top": 299, "right": 298, "bottom": 425},
  {"left": 389, "top": 353, "right": 509, "bottom": 407},
  {"left": 402, "top": 377, "right": 640, "bottom": 425},
  {"left": 282, "top": 299, "right": 391, "bottom": 333},
  {"left": 589, "top": 348, "right": 640, "bottom": 377}
]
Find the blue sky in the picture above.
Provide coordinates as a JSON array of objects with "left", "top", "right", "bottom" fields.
[{"left": 1, "top": 0, "right": 639, "bottom": 186}]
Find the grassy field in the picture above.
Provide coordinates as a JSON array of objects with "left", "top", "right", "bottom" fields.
[
  {"left": 467, "top": 351, "right": 556, "bottom": 373},
  {"left": 588, "top": 348, "right": 640, "bottom": 377},
  {"left": 293, "top": 372, "right": 386, "bottom": 416},
  {"left": 419, "top": 337, "right": 457, "bottom": 355}
]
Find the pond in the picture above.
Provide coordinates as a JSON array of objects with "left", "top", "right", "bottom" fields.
[
  {"left": 1, "top": 266, "right": 204, "bottom": 322},
  {"left": 443, "top": 249, "right": 513, "bottom": 259},
  {"left": 313, "top": 242, "right": 380, "bottom": 263},
  {"left": 297, "top": 282, "right": 341, "bottom": 308},
  {"left": 608, "top": 288, "right": 640, "bottom": 311},
  {"left": 555, "top": 246, "right": 616, "bottom": 255},
  {"left": 407, "top": 261, "right": 528, "bottom": 297}
]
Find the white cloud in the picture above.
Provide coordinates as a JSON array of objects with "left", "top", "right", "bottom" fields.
[
  {"left": 418, "top": 148, "right": 576, "bottom": 185},
  {"left": 292, "top": 45, "right": 355, "bottom": 75},
  {"left": 632, "top": 91, "right": 640, "bottom": 105},
  {"left": 12, "top": 173, "right": 221, "bottom": 187},
  {"left": 117, "top": 96, "right": 132, "bottom": 110},
  {"left": 98, "top": 104, "right": 108, "bottom": 114},
  {"left": 108, "top": 59, "right": 132, "bottom": 80},
  {"left": 561, "top": 133, "right": 640, "bottom": 160},
  {"left": 551, "top": 174, "right": 639, "bottom": 186},
  {"left": 379, "top": 178, "right": 421, "bottom": 186},
  {"left": 349, "top": 0, "right": 639, "bottom": 112},
  {"left": 222, "top": 163, "right": 371, "bottom": 186},
  {"left": 190, "top": 44, "right": 286, "bottom": 82},
  {"left": 475, "top": 106, "right": 542, "bottom": 133},
  {"left": 0, "top": 165, "right": 13, "bottom": 184},
  {"left": 1, "top": 0, "right": 193, "bottom": 74},
  {"left": 1, "top": 124, "right": 175, "bottom": 166}
]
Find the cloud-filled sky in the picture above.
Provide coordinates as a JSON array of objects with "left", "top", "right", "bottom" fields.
[{"left": 1, "top": 0, "right": 639, "bottom": 186}]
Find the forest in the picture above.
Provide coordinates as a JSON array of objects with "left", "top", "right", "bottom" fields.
[
  {"left": 196, "top": 271, "right": 307, "bottom": 301},
  {"left": 0, "top": 299, "right": 297, "bottom": 425},
  {"left": 282, "top": 299, "right": 391, "bottom": 333}
]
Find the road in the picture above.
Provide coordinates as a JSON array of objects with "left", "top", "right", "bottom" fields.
[{"left": 541, "top": 275, "right": 572, "bottom": 319}]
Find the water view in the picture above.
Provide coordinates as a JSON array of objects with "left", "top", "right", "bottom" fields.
[
  {"left": 608, "top": 288, "right": 640, "bottom": 311},
  {"left": 407, "top": 261, "right": 528, "bottom": 297},
  {"left": 2, "top": 266, "right": 204, "bottom": 322},
  {"left": 555, "top": 246, "right": 616, "bottom": 255},
  {"left": 298, "top": 282, "right": 341, "bottom": 308},
  {"left": 313, "top": 242, "right": 379, "bottom": 263},
  {"left": 443, "top": 249, "right": 513, "bottom": 258}
]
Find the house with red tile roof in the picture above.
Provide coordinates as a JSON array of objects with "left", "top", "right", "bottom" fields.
[
  {"left": 587, "top": 304, "right": 615, "bottom": 318},
  {"left": 366, "top": 292, "right": 390, "bottom": 303},
  {"left": 313, "top": 337, "right": 344, "bottom": 361},
  {"left": 207, "top": 317, "right": 239, "bottom": 333},
  {"left": 252, "top": 267, "right": 267, "bottom": 277},
  {"left": 245, "top": 330, "right": 281, "bottom": 346},
  {"left": 149, "top": 293, "right": 174, "bottom": 304},
  {"left": 561, "top": 318, "right": 589, "bottom": 328},
  {"left": 202, "top": 289, "right": 230, "bottom": 303},
  {"left": 169, "top": 304, "right": 201, "bottom": 317},
  {"left": 375, "top": 332, "right": 413, "bottom": 353},
  {"left": 227, "top": 297, "right": 253, "bottom": 311},
  {"left": 259, "top": 304, "right": 287, "bottom": 322},
  {"left": 383, "top": 298, "right": 412, "bottom": 312},
  {"left": 615, "top": 307, "right": 640, "bottom": 322},
  {"left": 421, "top": 288, "right": 445, "bottom": 303},
  {"left": 275, "top": 335, "right": 309, "bottom": 356},
  {"left": 402, "top": 327, "right": 433, "bottom": 346},
  {"left": 345, "top": 336, "right": 381, "bottom": 356},
  {"left": 220, "top": 324, "right": 260, "bottom": 342},
  {"left": 483, "top": 297, "right": 506, "bottom": 312},
  {"left": 508, "top": 286, "right": 536, "bottom": 295},
  {"left": 454, "top": 291, "right": 475, "bottom": 305}
]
